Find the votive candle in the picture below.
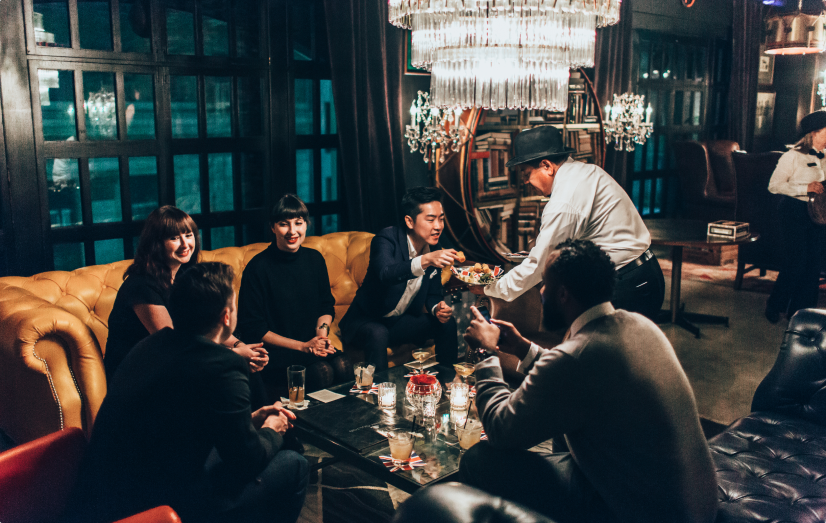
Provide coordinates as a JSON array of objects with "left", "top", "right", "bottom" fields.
[
  {"left": 450, "top": 383, "right": 470, "bottom": 409},
  {"left": 378, "top": 382, "right": 396, "bottom": 410}
]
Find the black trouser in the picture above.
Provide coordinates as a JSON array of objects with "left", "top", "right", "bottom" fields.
[
  {"left": 768, "top": 196, "right": 825, "bottom": 316},
  {"left": 347, "top": 313, "right": 459, "bottom": 371},
  {"left": 612, "top": 251, "right": 665, "bottom": 320},
  {"left": 258, "top": 349, "right": 352, "bottom": 402},
  {"left": 459, "top": 442, "right": 618, "bottom": 523}
]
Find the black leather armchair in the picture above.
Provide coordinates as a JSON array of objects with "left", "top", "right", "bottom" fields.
[
  {"left": 710, "top": 308, "right": 826, "bottom": 523},
  {"left": 392, "top": 483, "right": 556, "bottom": 523}
]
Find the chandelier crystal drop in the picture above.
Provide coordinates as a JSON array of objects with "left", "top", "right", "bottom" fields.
[
  {"left": 603, "top": 93, "right": 653, "bottom": 152},
  {"left": 405, "top": 91, "right": 466, "bottom": 164},
  {"left": 389, "top": 0, "right": 622, "bottom": 110}
]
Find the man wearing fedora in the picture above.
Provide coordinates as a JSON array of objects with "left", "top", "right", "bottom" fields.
[{"left": 471, "top": 126, "right": 664, "bottom": 320}]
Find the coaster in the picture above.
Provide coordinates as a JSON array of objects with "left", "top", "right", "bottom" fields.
[
  {"left": 379, "top": 451, "right": 425, "bottom": 472},
  {"left": 349, "top": 383, "right": 379, "bottom": 395},
  {"left": 279, "top": 397, "right": 310, "bottom": 410},
  {"left": 403, "top": 370, "right": 439, "bottom": 378}
]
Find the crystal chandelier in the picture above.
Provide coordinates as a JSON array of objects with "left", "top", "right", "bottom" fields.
[
  {"left": 603, "top": 93, "right": 653, "bottom": 152},
  {"left": 388, "top": 0, "right": 622, "bottom": 111},
  {"left": 405, "top": 91, "right": 466, "bottom": 164},
  {"left": 84, "top": 88, "right": 117, "bottom": 138}
]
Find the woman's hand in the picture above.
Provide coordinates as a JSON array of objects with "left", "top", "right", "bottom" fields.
[
  {"left": 303, "top": 336, "right": 336, "bottom": 357},
  {"left": 232, "top": 343, "right": 269, "bottom": 372},
  {"left": 809, "top": 182, "right": 825, "bottom": 195}
]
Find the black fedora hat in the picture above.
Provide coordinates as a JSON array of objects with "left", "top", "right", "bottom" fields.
[
  {"left": 800, "top": 111, "right": 826, "bottom": 137},
  {"left": 505, "top": 126, "right": 577, "bottom": 168}
]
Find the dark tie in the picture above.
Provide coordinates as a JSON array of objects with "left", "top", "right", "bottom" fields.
[{"left": 810, "top": 149, "right": 825, "bottom": 159}]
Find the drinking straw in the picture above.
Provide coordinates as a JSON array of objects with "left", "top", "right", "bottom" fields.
[
  {"left": 411, "top": 415, "right": 417, "bottom": 433},
  {"left": 463, "top": 400, "right": 473, "bottom": 429}
]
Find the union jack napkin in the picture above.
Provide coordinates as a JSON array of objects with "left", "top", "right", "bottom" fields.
[
  {"left": 480, "top": 430, "right": 487, "bottom": 441},
  {"left": 379, "top": 451, "right": 425, "bottom": 472},
  {"left": 349, "top": 383, "right": 378, "bottom": 395}
]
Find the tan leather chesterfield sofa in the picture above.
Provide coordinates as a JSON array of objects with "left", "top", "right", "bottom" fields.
[{"left": 0, "top": 231, "right": 425, "bottom": 446}]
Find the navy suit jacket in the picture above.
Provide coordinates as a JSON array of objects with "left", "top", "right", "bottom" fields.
[{"left": 340, "top": 226, "right": 444, "bottom": 341}]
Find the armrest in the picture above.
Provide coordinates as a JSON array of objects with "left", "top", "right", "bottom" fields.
[
  {"left": 115, "top": 506, "right": 182, "bottom": 523},
  {"left": 0, "top": 306, "right": 106, "bottom": 444}
]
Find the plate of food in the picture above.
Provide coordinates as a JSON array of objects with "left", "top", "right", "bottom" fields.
[{"left": 450, "top": 263, "right": 504, "bottom": 286}]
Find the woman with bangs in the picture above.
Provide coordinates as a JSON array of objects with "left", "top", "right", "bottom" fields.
[
  {"left": 236, "top": 194, "right": 351, "bottom": 399},
  {"left": 105, "top": 206, "right": 268, "bottom": 382}
]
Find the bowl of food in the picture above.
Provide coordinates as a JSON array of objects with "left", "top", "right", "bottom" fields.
[{"left": 450, "top": 263, "right": 504, "bottom": 286}]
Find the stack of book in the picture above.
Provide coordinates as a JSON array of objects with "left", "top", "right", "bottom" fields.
[
  {"left": 706, "top": 221, "right": 749, "bottom": 240},
  {"left": 475, "top": 132, "right": 512, "bottom": 151}
]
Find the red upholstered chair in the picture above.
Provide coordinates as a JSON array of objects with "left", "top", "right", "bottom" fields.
[{"left": 0, "top": 427, "right": 180, "bottom": 523}]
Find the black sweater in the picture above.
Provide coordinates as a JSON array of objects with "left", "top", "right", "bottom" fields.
[{"left": 235, "top": 244, "right": 335, "bottom": 346}]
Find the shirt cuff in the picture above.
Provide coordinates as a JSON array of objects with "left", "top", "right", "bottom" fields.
[
  {"left": 516, "top": 343, "right": 541, "bottom": 374},
  {"left": 411, "top": 256, "right": 425, "bottom": 277},
  {"left": 431, "top": 303, "right": 440, "bottom": 315}
]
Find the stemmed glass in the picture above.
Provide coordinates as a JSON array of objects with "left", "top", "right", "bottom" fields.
[
  {"left": 453, "top": 362, "right": 475, "bottom": 385},
  {"left": 411, "top": 349, "right": 432, "bottom": 372}
]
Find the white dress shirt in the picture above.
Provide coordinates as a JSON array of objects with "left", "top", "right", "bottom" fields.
[
  {"left": 384, "top": 234, "right": 432, "bottom": 317},
  {"left": 485, "top": 159, "right": 650, "bottom": 301},
  {"left": 516, "top": 302, "right": 616, "bottom": 373},
  {"left": 768, "top": 148, "right": 826, "bottom": 202}
]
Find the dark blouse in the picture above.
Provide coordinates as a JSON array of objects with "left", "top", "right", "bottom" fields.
[
  {"left": 235, "top": 244, "right": 335, "bottom": 347},
  {"left": 105, "top": 273, "right": 168, "bottom": 382}
]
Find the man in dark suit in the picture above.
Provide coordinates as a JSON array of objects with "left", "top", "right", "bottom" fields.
[
  {"left": 67, "top": 262, "right": 308, "bottom": 523},
  {"left": 339, "top": 187, "right": 461, "bottom": 370}
]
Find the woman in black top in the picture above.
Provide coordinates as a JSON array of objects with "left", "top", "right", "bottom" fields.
[
  {"left": 236, "top": 195, "right": 351, "bottom": 397},
  {"left": 106, "top": 206, "right": 268, "bottom": 382}
]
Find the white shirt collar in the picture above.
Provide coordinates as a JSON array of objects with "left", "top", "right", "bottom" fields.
[
  {"left": 570, "top": 302, "right": 615, "bottom": 338},
  {"left": 406, "top": 233, "right": 429, "bottom": 259}
]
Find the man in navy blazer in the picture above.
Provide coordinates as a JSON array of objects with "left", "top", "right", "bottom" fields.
[{"left": 339, "top": 187, "right": 461, "bottom": 370}]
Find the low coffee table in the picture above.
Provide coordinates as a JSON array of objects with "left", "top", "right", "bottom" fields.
[{"left": 291, "top": 363, "right": 471, "bottom": 493}]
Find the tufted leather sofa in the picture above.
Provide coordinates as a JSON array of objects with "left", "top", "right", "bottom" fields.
[
  {"left": 0, "top": 231, "right": 427, "bottom": 446},
  {"left": 710, "top": 308, "right": 826, "bottom": 523}
]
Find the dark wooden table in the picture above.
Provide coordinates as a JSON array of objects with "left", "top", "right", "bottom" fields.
[{"left": 644, "top": 219, "right": 759, "bottom": 338}]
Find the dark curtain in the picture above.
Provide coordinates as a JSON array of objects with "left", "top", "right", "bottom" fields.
[
  {"left": 322, "top": 0, "right": 407, "bottom": 233},
  {"left": 729, "top": 0, "right": 763, "bottom": 152},
  {"left": 593, "top": 0, "right": 634, "bottom": 188}
]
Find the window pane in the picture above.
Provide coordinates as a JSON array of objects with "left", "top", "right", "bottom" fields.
[
  {"left": 240, "top": 153, "right": 264, "bottom": 209},
  {"left": 673, "top": 91, "right": 684, "bottom": 126},
  {"left": 174, "top": 154, "right": 201, "bottom": 214},
  {"left": 321, "top": 148, "right": 338, "bottom": 202},
  {"left": 54, "top": 243, "right": 85, "bottom": 271},
  {"left": 243, "top": 223, "right": 268, "bottom": 245},
  {"left": 296, "top": 149, "right": 314, "bottom": 203},
  {"left": 238, "top": 77, "right": 262, "bottom": 137},
  {"left": 171, "top": 75, "right": 198, "bottom": 138},
  {"left": 46, "top": 158, "right": 81, "bottom": 228},
  {"left": 235, "top": 0, "right": 259, "bottom": 57},
  {"left": 128, "top": 157, "right": 158, "bottom": 220},
  {"left": 78, "top": 0, "right": 113, "bottom": 51},
  {"left": 295, "top": 79, "right": 313, "bottom": 135},
  {"left": 166, "top": 2, "right": 195, "bottom": 55},
  {"left": 692, "top": 91, "right": 703, "bottom": 126},
  {"left": 292, "top": 3, "right": 314, "bottom": 61},
  {"left": 643, "top": 179, "right": 652, "bottom": 216},
  {"left": 205, "top": 76, "right": 231, "bottom": 137},
  {"left": 95, "top": 238, "right": 124, "bottom": 265},
  {"left": 320, "top": 80, "right": 336, "bottom": 134},
  {"left": 32, "top": 2, "right": 71, "bottom": 48},
  {"left": 321, "top": 214, "right": 339, "bottom": 235},
  {"left": 83, "top": 71, "right": 118, "bottom": 140},
  {"left": 119, "top": 0, "right": 151, "bottom": 53},
  {"left": 89, "top": 157, "right": 122, "bottom": 223},
  {"left": 631, "top": 179, "right": 641, "bottom": 210},
  {"left": 657, "top": 135, "right": 666, "bottom": 171},
  {"left": 211, "top": 226, "right": 235, "bottom": 249},
  {"left": 202, "top": 0, "right": 228, "bottom": 56},
  {"left": 124, "top": 74, "right": 155, "bottom": 139},
  {"left": 654, "top": 178, "right": 664, "bottom": 215},
  {"left": 39, "top": 70, "right": 77, "bottom": 141},
  {"left": 633, "top": 145, "right": 642, "bottom": 173},
  {"left": 208, "top": 153, "right": 233, "bottom": 212}
]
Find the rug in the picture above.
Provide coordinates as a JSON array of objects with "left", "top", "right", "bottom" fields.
[{"left": 657, "top": 258, "right": 779, "bottom": 294}]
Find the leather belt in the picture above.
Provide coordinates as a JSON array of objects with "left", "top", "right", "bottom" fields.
[{"left": 615, "top": 249, "right": 654, "bottom": 277}]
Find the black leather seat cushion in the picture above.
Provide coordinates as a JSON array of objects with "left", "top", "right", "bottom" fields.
[{"left": 710, "top": 412, "right": 826, "bottom": 523}]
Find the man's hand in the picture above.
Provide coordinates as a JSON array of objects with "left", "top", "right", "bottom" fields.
[
  {"left": 233, "top": 343, "right": 269, "bottom": 372},
  {"left": 809, "top": 182, "right": 825, "bottom": 195},
  {"left": 421, "top": 249, "right": 459, "bottom": 269},
  {"left": 463, "top": 306, "right": 501, "bottom": 353},
  {"left": 434, "top": 301, "right": 453, "bottom": 323},
  {"left": 252, "top": 401, "right": 296, "bottom": 432},
  {"left": 303, "top": 336, "right": 336, "bottom": 357},
  {"left": 489, "top": 319, "right": 532, "bottom": 361}
]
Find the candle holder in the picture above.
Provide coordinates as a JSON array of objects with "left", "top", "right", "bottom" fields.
[
  {"left": 450, "top": 383, "right": 470, "bottom": 409},
  {"left": 378, "top": 382, "right": 396, "bottom": 410}
]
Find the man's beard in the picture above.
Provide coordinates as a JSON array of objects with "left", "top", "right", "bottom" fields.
[{"left": 542, "top": 301, "right": 567, "bottom": 332}]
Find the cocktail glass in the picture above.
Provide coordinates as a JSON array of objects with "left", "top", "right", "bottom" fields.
[
  {"left": 388, "top": 431, "right": 414, "bottom": 466},
  {"left": 411, "top": 349, "right": 432, "bottom": 372},
  {"left": 453, "top": 362, "right": 475, "bottom": 385},
  {"left": 455, "top": 419, "right": 483, "bottom": 452}
]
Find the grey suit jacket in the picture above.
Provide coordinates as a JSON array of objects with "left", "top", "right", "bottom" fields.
[{"left": 475, "top": 309, "right": 718, "bottom": 523}]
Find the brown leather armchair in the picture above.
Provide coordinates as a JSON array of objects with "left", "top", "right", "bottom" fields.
[
  {"left": 732, "top": 151, "right": 785, "bottom": 289},
  {"left": 673, "top": 140, "right": 739, "bottom": 221},
  {"left": 0, "top": 231, "right": 426, "bottom": 446}
]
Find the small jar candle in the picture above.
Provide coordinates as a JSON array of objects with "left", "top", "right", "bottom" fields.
[
  {"left": 451, "top": 408, "right": 468, "bottom": 428},
  {"left": 450, "top": 383, "right": 470, "bottom": 409},
  {"left": 378, "top": 382, "right": 396, "bottom": 410}
]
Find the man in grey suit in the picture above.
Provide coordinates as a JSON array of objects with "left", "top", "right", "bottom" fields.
[{"left": 461, "top": 239, "right": 717, "bottom": 523}]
